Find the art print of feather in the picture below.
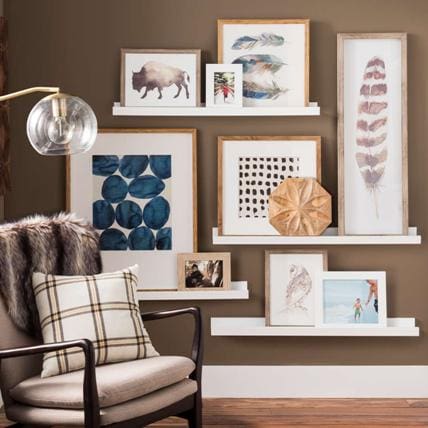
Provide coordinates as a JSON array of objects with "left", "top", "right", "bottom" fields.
[
  {"left": 231, "top": 32, "right": 285, "bottom": 50},
  {"left": 243, "top": 80, "right": 288, "bottom": 100},
  {"left": 232, "top": 54, "right": 285, "bottom": 74},
  {"left": 355, "top": 56, "right": 388, "bottom": 217}
]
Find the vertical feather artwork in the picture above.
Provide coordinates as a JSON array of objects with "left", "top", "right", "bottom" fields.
[{"left": 356, "top": 56, "right": 388, "bottom": 218}]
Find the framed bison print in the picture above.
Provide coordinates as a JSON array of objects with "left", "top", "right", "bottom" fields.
[
  {"left": 120, "top": 49, "right": 201, "bottom": 107},
  {"left": 337, "top": 33, "right": 408, "bottom": 235},
  {"left": 218, "top": 19, "right": 309, "bottom": 107},
  {"left": 67, "top": 129, "right": 198, "bottom": 290},
  {"left": 265, "top": 250, "right": 328, "bottom": 326},
  {"left": 218, "top": 136, "right": 321, "bottom": 236}
]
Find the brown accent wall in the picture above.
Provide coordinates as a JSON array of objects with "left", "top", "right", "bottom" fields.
[{"left": 4, "top": 0, "right": 428, "bottom": 365}]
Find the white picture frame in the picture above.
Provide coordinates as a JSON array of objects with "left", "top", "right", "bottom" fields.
[
  {"left": 218, "top": 19, "right": 309, "bottom": 107},
  {"left": 218, "top": 136, "right": 321, "bottom": 236},
  {"left": 120, "top": 49, "right": 201, "bottom": 107},
  {"left": 316, "top": 271, "right": 387, "bottom": 328},
  {"left": 205, "top": 64, "right": 243, "bottom": 108},
  {"left": 337, "top": 33, "right": 408, "bottom": 235},
  {"left": 265, "top": 251, "right": 328, "bottom": 326},
  {"left": 67, "top": 129, "right": 197, "bottom": 290}
]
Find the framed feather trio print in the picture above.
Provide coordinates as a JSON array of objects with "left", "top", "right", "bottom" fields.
[
  {"left": 218, "top": 19, "right": 309, "bottom": 107},
  {"left": 337, "top": 33, "right": 408, "bottom": 235}
]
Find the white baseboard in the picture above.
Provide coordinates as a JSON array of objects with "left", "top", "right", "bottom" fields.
[{"left": 202, "top": 365, "right": 428, "bottom": 398}]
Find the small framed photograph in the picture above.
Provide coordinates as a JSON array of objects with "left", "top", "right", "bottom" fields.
[
  {"left": 316, "top": 271, "right": 387, "bottom": 328},
  {"left": 337, "top": 33, "right": 408, "bottom": 235},
  {"left": 265, "top": 251, "right": 328, "bottom": 326},
  {"left": 206, "top": 64, "right": 243, "bottom": 107},
  {"left": 120, "top": 48, "right": 201, "bottom": 107},
  {"left": 218, "top": 136, "right": 321, "bottom": 235},
  {"left": 178, "top": 253, "right": 231, "bottom": 290}
]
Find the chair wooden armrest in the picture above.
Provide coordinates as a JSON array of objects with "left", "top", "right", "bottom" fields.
[{"left": 0, "top": 339, "right": 100, "bottom": 428}]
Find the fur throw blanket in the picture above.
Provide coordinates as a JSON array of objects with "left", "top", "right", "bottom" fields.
[{"left": 0, "top": 213, "right": 102, "bottom": 337}]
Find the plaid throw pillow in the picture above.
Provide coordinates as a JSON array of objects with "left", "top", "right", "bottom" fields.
[{"left": 32, "top": 265, "right": 159, "bottom": 378}]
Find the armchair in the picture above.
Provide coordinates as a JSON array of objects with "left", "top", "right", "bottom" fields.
[{"left": 0, "top": 299, "right": 203, "bottom": 428}]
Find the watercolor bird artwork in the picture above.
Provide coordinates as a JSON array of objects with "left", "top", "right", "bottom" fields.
[
  {"left": 285, "top": 264, "right": 312, "bottom": 312},
  {"left": 355, "top": 56, "right": 388, "bottom": 218}
]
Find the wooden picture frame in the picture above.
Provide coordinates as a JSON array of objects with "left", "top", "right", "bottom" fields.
[
  {"left": 337, "top": 33, "right": 408, "bottom": 235},
  {"left": 218, "top": 19, "right": 310, "bottom": 107},
  {"left": 218, "top": 136, "right": 322, "bottom": 236},
  {"left": 67, "top": 128, "right": 198, "bottom": 290},
  {"left": 177, "top": 252, "right": 231, "bottom": 290},
  {"left": 265, "top": 250, "right": 328, "bottom": 326},
  {"left": 120, "top": 48, "right": 201, "bottom": 107}
]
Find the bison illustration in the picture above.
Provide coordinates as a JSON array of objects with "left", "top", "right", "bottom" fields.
[{"left": 132, "top": 61, "right": 190, "bottom": 100}]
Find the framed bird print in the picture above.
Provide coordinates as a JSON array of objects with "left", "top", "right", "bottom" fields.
[
  {"left": 67, "top": 128, "right": 197, "bottom": 290},
  {"left": 337, "top": 33, "right": 408, "bottom": 235},
  {"left": 265, "top": 250, "right": 328, "bottom": 326},
  {"left": 218, "top": 136, "right": 321, "bottom": 236},
  {"left": 218, "top": 19, "right": 309, "bottom": 107}
]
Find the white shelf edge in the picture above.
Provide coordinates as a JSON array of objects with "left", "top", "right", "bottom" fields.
[
  {"left": 211, "top": 317, "right": 419, "bottom": 337},
  {"left": 112, "top": 102, "right": 320, "bottom": 117},
  {"left": 137, "top": 281, "right": 248, "bottom": 301},
  {"left": 212, "top": 227, "right": 421, "bottom": 246}
]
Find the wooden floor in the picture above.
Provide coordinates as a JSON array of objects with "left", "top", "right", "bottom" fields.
[{"left": 2, "top": 399, "right": 428, "bottom": 427}]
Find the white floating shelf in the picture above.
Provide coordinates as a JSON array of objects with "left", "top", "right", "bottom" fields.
[
  {"left": 137, "top": 281, "right": 248, "bottom": 301},
  {"left": 112, "top": 102, "right": 320, "bottom": 117},
  {"left": 211, "top": 317, "right": 419, "bottom": 337},
  {"left": 212, "top": 227, "right": 421, "bottom": 246}
]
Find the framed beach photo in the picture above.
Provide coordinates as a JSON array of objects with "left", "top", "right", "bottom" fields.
[
  {"left": 178, "top": 253, "right": 231, "bottom": 290},
  {"left": 218, "top": 136, "right": 321, "bottom": 235},
  {"left": 337, "top": 33, "right": 408, "bottom": 235},
  {"left": 206, "top": 64, "right": 243, "bottom": 107},
  {"left": 67, "top": 129, "right": 197, "bottom": 290},
  {"left": 265, "top": 251, "right": 328, "bottom": 326},
  {"left": 218, "top": 19, "right": 309, "bottom": 107},
  {"left": 120, "top": 49, "right": 201, "bottom": 107},
  {"left": 316, "top": 271, "right": 387, "bottom": 328}
]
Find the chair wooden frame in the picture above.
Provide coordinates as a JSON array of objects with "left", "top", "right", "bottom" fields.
[{"left": 0, "top": 306, "right": 203, "bottom": 428}]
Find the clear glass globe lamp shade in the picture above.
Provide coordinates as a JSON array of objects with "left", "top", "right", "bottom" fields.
[{"left": 26, "top": 93, "right": 97, "bottom": 155}]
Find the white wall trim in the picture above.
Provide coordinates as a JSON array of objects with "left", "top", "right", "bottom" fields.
[{"left": 202, "top": 365, "right": 428, "bottom": 398}]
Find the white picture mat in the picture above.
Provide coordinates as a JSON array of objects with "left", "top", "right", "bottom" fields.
[
  {"left": 206, "top": 64, "right": 243, "bottom": 107},
  {"left": 69, "top": 132, "right": 195, "bottom": 290},
  {"left": 124, "top": 53, "right": 197, "bottom": 107},
  {"left": 343, "top": 38, "right": 403, "bottom": 234},
  {"left": 269, "top": 253, "right": 325, "bottom": 326},
  {"left": 221, "top": 139, "right": 319, "bottom": 235},
  {"left": 316, "top": 271, "right": 387, "bottom": 328},
  {"left": 221, "top": 23, "right": 306, "bottom": 106}
]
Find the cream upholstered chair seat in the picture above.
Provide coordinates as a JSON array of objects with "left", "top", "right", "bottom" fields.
[{"left": 10, "top": 356, "right": 195, "bottom": 409}]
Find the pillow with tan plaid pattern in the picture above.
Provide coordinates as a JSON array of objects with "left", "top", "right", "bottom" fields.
[{"left": 32, "top": 265, "right": 159, "bottom": 378}]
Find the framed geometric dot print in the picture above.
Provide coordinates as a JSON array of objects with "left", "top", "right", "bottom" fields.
[
  {"left": 67, "top": 128, "right": 197, "bottom": 290},
  {"left": 218, "top": 136, "right": 321, "bottom": 236}
]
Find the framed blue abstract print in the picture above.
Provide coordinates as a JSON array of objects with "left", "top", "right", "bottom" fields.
[{"left": 67, "top": 129, "right": 197, "bottom": 290}]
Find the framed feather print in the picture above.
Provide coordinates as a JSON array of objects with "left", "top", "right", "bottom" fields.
[
  {"left": 218, "top": 19, "right": 309, "bottom": 107},
  {"left": 67, "top": 128, "right": 197, "bottom": 291},
  {"left": 218, "top": 136, "right": 321, "bottom": 236},
  {"left": 337, "top": 33, "right": 408, "bottom": 235},
  {"left": 265, "top": 250, "right": 328, "bottom": 326}
]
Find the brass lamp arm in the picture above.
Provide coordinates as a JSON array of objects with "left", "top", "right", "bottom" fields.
[{"left": 0, "top": 86, "right": 60, "bottom": 102}]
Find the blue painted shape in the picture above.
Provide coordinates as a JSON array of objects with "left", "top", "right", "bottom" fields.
[
  {"left": 92, "top": 155, "right": 119, "bottom": 176},
  {"left": 149, "top": 155, "right": 171, "bottom": 179},
  {"left": 119, "top": 155, "right": 149, "bottom": 178},
  {"left": 128, "top": 227, "right": 155, "bottom": 250},
  {"left": 142, "top": 196, "right": 170, "bottom": 230},
  {"left": 156, "top": 227, "right": 172, "bottom": 250},
  {"left": 116, "top": 200, "right": 143, "bottom": 229},
  {"left": 129, "top": 175, "right": 165, "bottom": 199},
  {"left": 92, "top": 200, "right": 115, "bottom": 230},
  {"left": 101, "top": 175, "right": 128, "bottom": 203},
  {"left": 100, "top": 228, "right": 128, "bottom": 250}
]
